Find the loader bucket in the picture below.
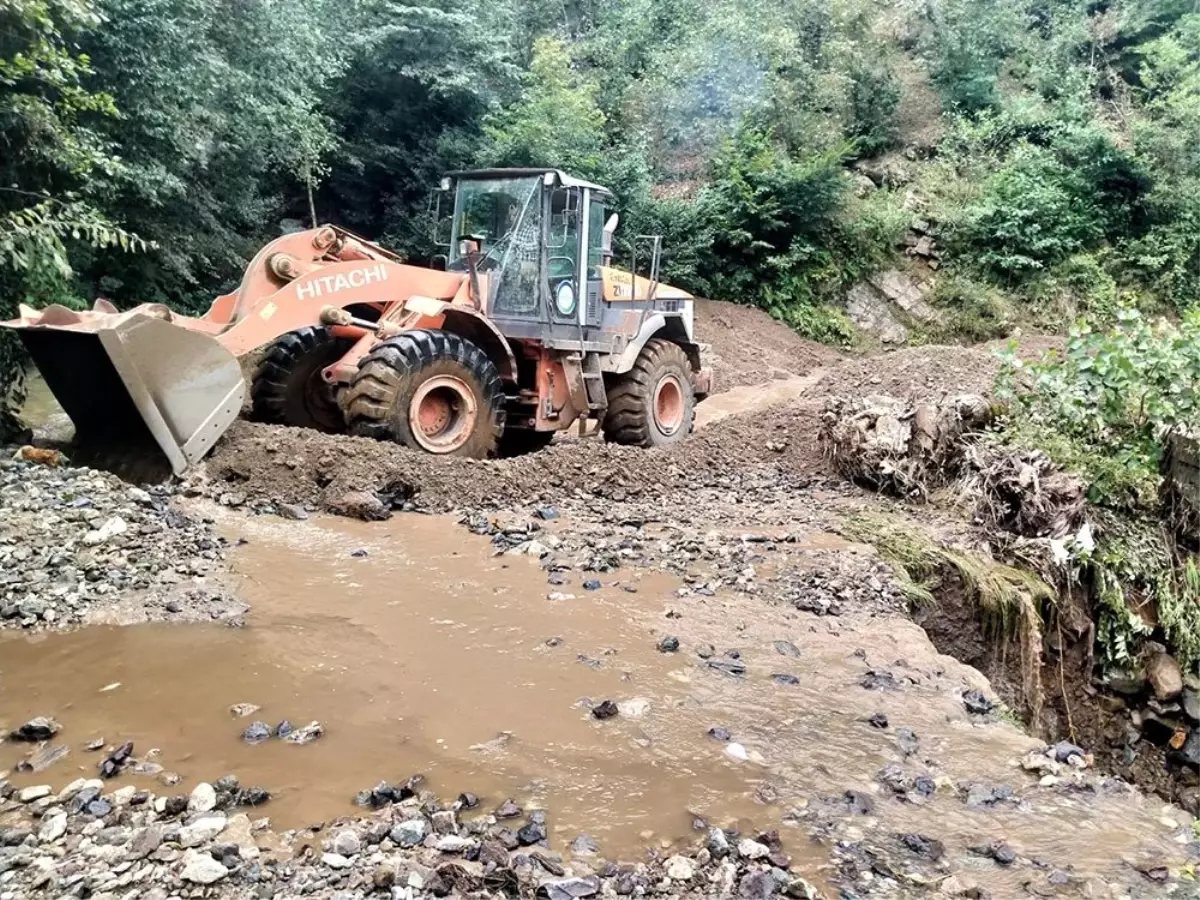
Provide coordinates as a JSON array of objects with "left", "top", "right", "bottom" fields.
[{"left": 5, "top": 305, "right": 245, "bottom": 476}]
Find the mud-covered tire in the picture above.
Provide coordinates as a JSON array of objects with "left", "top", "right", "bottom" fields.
[
  {"left": 342, "top": 329, "right": 504, "bottom": 458},
  {"left": 498, "top": 428, "right": 555, "bottom": 458},
  {"left": 603, "top": 338, "right": 696, "bottom": 448},
  {"left": 251, "top": 326, "right": 353, "bottom": 432}
]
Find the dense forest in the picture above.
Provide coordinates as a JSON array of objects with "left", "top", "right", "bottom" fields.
[{"left": 2, "top": 0, "right": 1197, "bottom": 337}]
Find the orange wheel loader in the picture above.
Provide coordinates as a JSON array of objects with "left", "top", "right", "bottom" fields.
[{"left": 2, "top": 169, "right": 713, "bottom": 474}]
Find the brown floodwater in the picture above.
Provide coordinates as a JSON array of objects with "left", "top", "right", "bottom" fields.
[{"left": 0, "top": 508, "right": 1190, "bottom": 890}]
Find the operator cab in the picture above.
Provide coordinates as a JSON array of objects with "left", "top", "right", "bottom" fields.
[{"left": 440, "top": 168, "right": 617, "bottom": 338}]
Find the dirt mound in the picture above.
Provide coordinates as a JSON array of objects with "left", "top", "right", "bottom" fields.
[
  {"left": 695, "top": 298, "right": 841, "bottom": 388},
  {"left": 819, "top": 345, "right": 1003, "bottom": 401}
]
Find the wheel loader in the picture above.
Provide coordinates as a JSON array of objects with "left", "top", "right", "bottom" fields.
[{"left": 2, "top": 169, "right": 712, "bottom": 474}]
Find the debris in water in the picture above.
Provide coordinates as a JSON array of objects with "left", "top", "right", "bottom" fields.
[
  {"left": 10, "top": 717, "right": 60, "bottom": 742},
  {"left": 708, "top": 726, "right": 732, "bottom": 741},
  {"left": 592, "top": 700, "right": 619, "bottom": 720},
  {"left": 99, "top": 682, "right": 121, "bottom": 692},
  {"left": 350, "top": 548, "right": 369, "bottom": 558},
  {"left": 495, "top": 799, "right": 522, "bottom": 819},
  {"left": 84, "top": 737, "right": 105, "bottom": 752},
  {"left": 896, "top": 727, "right": 920, "bottom": 757},
  {"left": 773, "top": 640, "right": 801, "bottom": 658},
  {"left": 963, "top": 689, "right": 996, "bottom": 715},
  {"left": 657, "top": 635, "right": 680, "bottom": 653},
  {"left": 582, "top": 579, "right": 601, "bottom": 591},
  {"left": 725, "top": 742, "right": 749, "bottom": 762},
  {"left": 282, "top": 721, "right": 323, "bottom": 744},
  {"left": 707, "top": 659, "right": 746, "bottom": 677},
  {"left": 229, "top": 703, "right": 261, "bottom": 718},
  {"left": 16, "top": 743, "right": 69, "bottom": 773},
  {"left": 771, "top": 673, "right": 800, "bottom": 685},
  {"left": 860, "top": 669, "right": 901, "bottom": 691},
  {"left": 868, "top": 712, "right": 889, "bottom": 728},
  {"left": 242, "top": 721, "right": 272, "bottom": 744},
  {"left": 98, "top": 741, "right": 133, "bottom": 778}
]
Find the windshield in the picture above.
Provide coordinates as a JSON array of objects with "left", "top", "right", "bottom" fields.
[
  {"left": 450, "top": 177, "right": 542, "bottom": 269},
  {"left": 450, "top": 175, "right": 544, "bottom": 315}
]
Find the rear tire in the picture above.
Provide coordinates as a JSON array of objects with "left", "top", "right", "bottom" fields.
[
  {"left": 343, "top": 329, "right": 504, "bottom": 458},
  {"left": 251, "top": 326, "right": 353, "bottom": 432},
  {"left": 603, "top": 338, "right": 695, "bottom": 448}
]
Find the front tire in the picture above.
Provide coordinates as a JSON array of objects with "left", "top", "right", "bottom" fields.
[
  {"left": 603, "top": 338, "right": 695, "bottom": 448},
  {"left": 342, "top": 329, "right": 504, "bottom": 458},
  {"left": 251, "top": 326, "right": 353, "bottom": 432}
]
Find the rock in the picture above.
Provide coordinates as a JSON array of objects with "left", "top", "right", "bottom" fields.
[
  {"left": 541, "top": 875, "right": 601, "bottom": 899},
  {"left": 962, "top": 689, "right": 995, "bottom": 715},
  {"left": 332, "top": 829, "right": 361, "bottom": 856},
  {"left": 179, "top": 816, "right": 227, "bottom": 848},
  {"left": 282, "top": 721, "right": 323, "bottom": 744},
  {"left": 708, "top": 726, "right": 732, "bottom": 741},
  {"left": 990, "top": 843, "right": 1016, "bottom": 866},
  {"left": 1147, "top": 652, "right": 1184, "bottom": 700},
  {"left": 941, "top": 875, "right": 981, "bottom": 897},
  {"left": 570, "top": 834, "right": 598, "bottom": 855},
  {"left": 738, "top": 870, "right": 779, "bottom": 899},
  {"left": 869, "top": 269, "right": 938, "bottom": 322},
  {"left": 657, "top": 635, "right": 680, "bottom": 653},
  {"left": 435, "top": 835, "right": 474, "bottom": 854},
  {"left": 535, "top": 507, "right": 559, "bottom": 520},
  {"left": 665, "top": 855, "right": 695, "bottom": 880},
  {"left": 860, "top": 669, "right": 900, "bottom": 691},
  {"left": 496, "top": 799, "right": 522, "bottom": 819},
  {"left": 323, "top": 852, "right": 353, "bottom": 869},
  {"left": 331, "top": 491, "right": 390, "bottom": 521},
  {"left": 229, "top": 703, "right": 261, "bottom": 717},
  {"left": 38, "top": 814, "right": 67, "bottom": 843},
  {"left": 431, "top": 810, "right": 457, "bottom": 834},
  {"left": 181, "top": 848, "right": 229, "bottom": 884},
  {"left": 708, "top": 827, "right": 730, "bottom": 858},
  {"left": 1050, "top": 741, "right": 1087, "bottom": 766},
  {"left": 1183, "top": 690, "right": 1200, "bottom": 723},
  {"left": 617, "top": 697, "right": 651, "bottom": 718},
  {"left": 707, "top": 659, "right": 747, "bottom": 677},
  {"left": 773, "top": 640, "right": 801, "bottom": 658},
  {"left": 771, "top": 673, "right": 800, "bottom": 686},
  {"left": 275, "top": 502, "right": 309, "bottom": 520},
  {"left": 390, "top": 818, "right": 428, "bottom": 847},
  {"left": 592, "top": 700, "right": 618, "bottom": 720},
  {"left": 869, "top": 713, "right": 889, "bottom": 729},
  {"left": 84, "top": 737, "right": 105, "bottom": 751},
  {"left": 582, "top": 579, "right": 601, "bottom": 591},
  {"left": 846, "top": 283, "right": 909, "bottom": 345},
  {"left": 901, "top": 833, "right": 945, "bottom": 860},
  {"left": 83, "top": 515, "right": 128, "bottom": 546},
  {"left": 737, "top": 838, "right": 770, "bottom": 860},
  {"left": 98, "top": 740, "right": 133, "bottom": 778},
  {"left": 697, "top": 644, "right": 716, "bottom": 659},
  {"left": 129, "top": 825, "right": 164, "bottom": 859},
  {"left": 896, "top": 727, "right": 920, "bottom": 756},
  {"left": 189, "top": 782, "right": 217, "bottom": 813},
  {"left": 10, "top": 717, "right": 60, "bottom": 742},
  {"left": 518, "top": 820, "right": 548, "bottom": 846},
  {"left": 274, "top": 720, "right": 293, "bottom": 738},
  {"left": 242, "top": 721, "right": 272, "bottom": 744},
  {"left": 15, "top": 743, "right": 68, "bottom": 774},
  {"left": 18, "top": 785, "right": 51, "bottom": 803}
]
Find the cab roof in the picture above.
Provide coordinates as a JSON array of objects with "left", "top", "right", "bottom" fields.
[{"left": 448, "top": 168, "right": 613, "bottom": 197}]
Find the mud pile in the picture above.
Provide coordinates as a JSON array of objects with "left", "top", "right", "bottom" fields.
[{"left": 695, "top": 299, "right": 841, "bottom": 389}]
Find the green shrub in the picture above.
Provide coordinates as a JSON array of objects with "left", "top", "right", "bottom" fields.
[{"left": 997, "top": 307, "right": 1200, "bottom": 509}]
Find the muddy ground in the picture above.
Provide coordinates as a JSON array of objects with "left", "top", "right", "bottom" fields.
[{"left": 1, "top": 302, "right": 1196, "bottom": 900}]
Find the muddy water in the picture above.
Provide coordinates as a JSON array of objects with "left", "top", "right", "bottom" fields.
[
  {"left": 18, "top": 370, "right": 72, "bottom": 442},
  {"left": 0, "top": 509, "right": 1189, "bottom": 888},
  {"left": 0, "top": 511, "right": 771, "bottom": 856}
]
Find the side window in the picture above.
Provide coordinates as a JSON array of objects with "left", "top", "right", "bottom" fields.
[
  {"left": 548, "top": 188, "right": 582, "bottom": 319},
  {"left": 587, "top": 198, "right": 606, "bottom": 280}
]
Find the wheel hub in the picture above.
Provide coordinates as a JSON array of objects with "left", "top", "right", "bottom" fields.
[
  {"left": 653, "top": 374, "right": 685, "bottom": 435},
  {"left": 409, "top": 375, "right": 477, "bottom": 453}
]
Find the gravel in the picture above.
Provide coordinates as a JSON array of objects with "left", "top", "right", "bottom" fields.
[{"left": 0, "top": 458, "right": 244, "bottom": 628}]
